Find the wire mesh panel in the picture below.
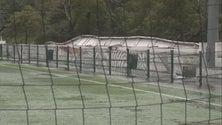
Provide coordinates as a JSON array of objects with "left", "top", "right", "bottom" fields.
[
  {"left": 80, "top": 47, "right": 94, "bottom": 72},
  {"left": 111, "top": 48, "right": 128, "bottom": 76}
]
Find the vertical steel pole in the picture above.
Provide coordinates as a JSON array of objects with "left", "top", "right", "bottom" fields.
[
  {"left": 6, "top": 44, "right": 9, "bottom": 61},
  {"left": 206, "top": 0, "right": 219, "bottom": 67},
  {"left": 170, "top": 50, "right": 174, "bottom": 83},
  {"left": 147, "top": 49, "right": 150, "bottom": 79},
  {"left": 199, "top": 51, "right": 202, "bottom": 88},
  {"left": 45, "top": 45, "right": 49, "bottom": 67},
  {"left": 80, "top": 47, "right": 82, "bottom": 73},
  {"left": 93, "top": 47, "right": 96, "bottom": 73},
  {"left": 21, "top": 44, "right": 23, "bottom": 64},
  {"left": 37, "top": 45, "right": 39, "bottom": 66},
  {"left": 28, "top": 44, "right": 30, "bottom": 64},
  {"left": 0, "top": 44, "right": 2, "bottom": 60},
  {"left": 13, "top": 44, "right": 15, "bottom": 63},
  {"left": 67, "top": 46, "right": 69, "bottom": 71},
  {"left": 56, "top": 46, "right": 58, "bottom": 68},
  {"left": 126, "top": 48, "right": 130, "bottom": 77},
  {"left": 109, "top": 46, "right": 112, "bottom": 75}
]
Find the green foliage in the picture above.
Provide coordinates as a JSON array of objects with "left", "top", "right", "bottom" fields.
[
  {"left": 3, "top": 5, "right": 42, "bottom": 43},
  {"left": 0, "top": 0, "right": 210, "bottom": 43}
]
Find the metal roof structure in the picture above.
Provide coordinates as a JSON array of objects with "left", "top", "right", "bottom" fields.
[{"left": 60, "top": 35, "right": 199, "bottom": 49}]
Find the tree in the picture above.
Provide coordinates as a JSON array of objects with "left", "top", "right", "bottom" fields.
[
  {"left": 143, "top": 0, "right": 204, "bottom": 41},
  {"left": 0, "top": 0, "right": 216, "bottom": 44},
  {"left": 3, "top": 5, "right": 42, "bottom": 43}
]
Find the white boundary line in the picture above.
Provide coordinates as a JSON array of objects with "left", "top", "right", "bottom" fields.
[
  {"left": 1, "top": 63, "right": 222, "bottom": 107},
  {"left": 78, "top": 78, "right": 222, "bottom": 107}
]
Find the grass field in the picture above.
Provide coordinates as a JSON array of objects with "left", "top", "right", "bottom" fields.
[{"left": 0, "top": 61, "right": 221, "bottom": 125}]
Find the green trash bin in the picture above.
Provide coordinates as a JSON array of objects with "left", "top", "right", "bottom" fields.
[
  {"left": 47, "top": 50, "right": 54, "bottom": 61},
  {"left": 128, "top": 54, "right": 138, "bottom": 69},
  {"left": 127, "top": 53, "right": 138, "bottom": 77},
  {"left": 182, "top": 65, "right": 196, "bottom": 77}
]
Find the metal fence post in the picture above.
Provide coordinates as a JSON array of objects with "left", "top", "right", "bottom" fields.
[
  {"left": 67, "top": 46, "right": 69, "bottom": 71},
  {"left": 170, "top": 50, "right": 174, "bottom": 83},
  {"left": 199, "top": 51, "right": 202, "bottom": 88},
  {"left": 6, "top": 44, "right": 9, "bottom": 61},
  {"left": 93, "top": 47, "right": 96, "bottom": 73},
  {"left": 13, "top": 44, "right": 16, "bottom": 63},
  {"left": 0, "top": 44, "right": 2, "bottom": 60},
  {"left": 109, "top": 46, "right": 112, "bottom": 75},
  {"left": 80, "top": 47, "right": 82, "bottom": 73},
  {"left": 126, "top": 48, "right": 130, "bottom": 77},
  {"left": 147, "top": 49, "right": 150, "bottom": 79},
  {"left": 37, "top": 45, "right": 39, "bottom": 66},
  {"left": 28, "top": 44, "right": 31, "bottom": 64},
  {"left": 21, "top": 44, "right": 23, "bottom": 64},
  {"left": 45, "top": 45, "right": 49, "bottom": 67},
  {"left": 56, "top": 46, "right": 58, "bottom": 68}
]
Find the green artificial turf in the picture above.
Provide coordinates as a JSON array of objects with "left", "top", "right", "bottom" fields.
[{"left": 0, "top": 62, "right": 221, "bottom": 125}]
